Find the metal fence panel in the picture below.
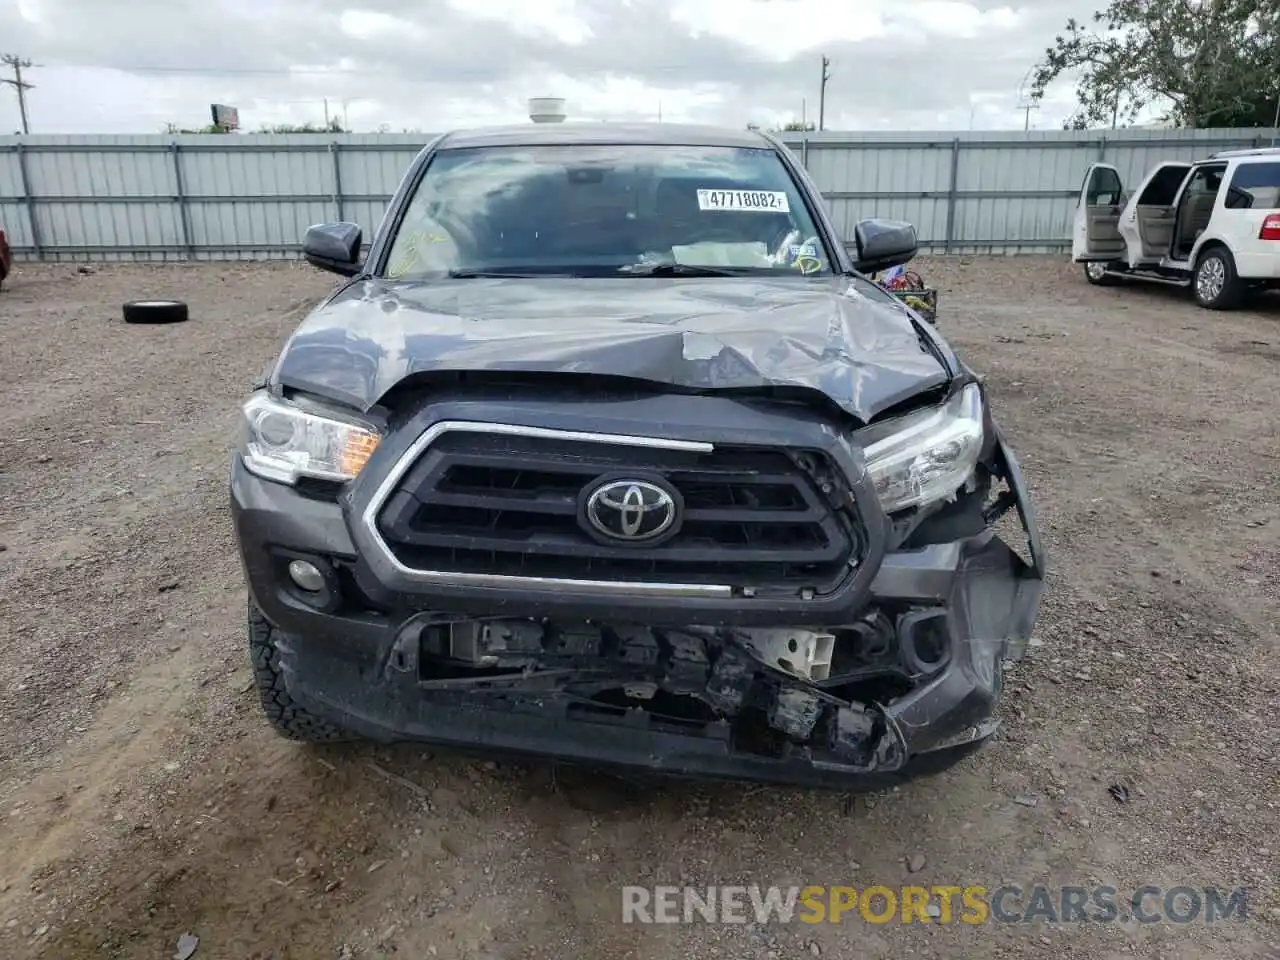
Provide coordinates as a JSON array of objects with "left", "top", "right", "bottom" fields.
[
  {"left": 0, "top": 200, "right": 28, "bottom": 246},
  {"left": 1, "top": 128, "right": 1276, "bottom": 260}
]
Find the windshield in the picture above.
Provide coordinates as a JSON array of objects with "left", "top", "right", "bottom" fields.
[{"left": 381, "top": 143, "right": 833, "bottom": 279}]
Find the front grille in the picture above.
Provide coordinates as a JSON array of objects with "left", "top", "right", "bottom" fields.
[{"left": 375, "top": 428, "right": 863, "bottom": 591}]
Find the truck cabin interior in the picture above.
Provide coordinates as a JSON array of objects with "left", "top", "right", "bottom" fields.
[
  {"left": 1131, "top": 164, "right": 1193, "bottom": 259},
  {"left": 1172, "top": 164, "right": 1224, "bottom": 259}
]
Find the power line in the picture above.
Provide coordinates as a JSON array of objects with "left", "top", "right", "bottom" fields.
[
  {"left": 1, "top": 54, "right": 35, "bottom": 134},
  {"left": 39, "top": 55, "right": 823, "bottom": 81},
  {"left": 67, "top": 63, "right": 364, "bottom": 77}
]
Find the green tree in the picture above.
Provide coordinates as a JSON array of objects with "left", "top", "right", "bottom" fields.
[
  {"left": 259, "top": 119, "right": 349, "bottom": 133},
  {"left": 163, "top": 122, "right": 230, "bottom": 134},
  {"left": 1030, "top": 0, "right": 1280, "bottom": 129}
]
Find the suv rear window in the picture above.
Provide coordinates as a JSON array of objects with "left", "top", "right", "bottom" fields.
[{"left": 1226, "top": 161, "right": 1280, "bottom": 209}]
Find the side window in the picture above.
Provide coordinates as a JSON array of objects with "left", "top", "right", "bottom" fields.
[
  {"left": 1183, "top": 165, "right": 1225, "bottom": 197},
  {"left": 1086, "top": 167, "right": 1123, "bottom": 206},
  {"left": 1225, "top": 161, "right": 1280, "bottom": 210},
  {"left": 1137, "top": 165, "right": 1192, "bottom": 206}
]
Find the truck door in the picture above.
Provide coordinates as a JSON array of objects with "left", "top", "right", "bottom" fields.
[{"left": 1071, "top": 163, "right": 1126, "bottom": 261}]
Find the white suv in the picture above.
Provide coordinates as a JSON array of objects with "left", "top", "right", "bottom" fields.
[{"left": 1071, "top": 147, "right": 1280, "bottom": 309}]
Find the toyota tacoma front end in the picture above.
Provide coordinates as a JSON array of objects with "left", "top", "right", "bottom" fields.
[{"left": 230, "top": 122, "right": 1046, "bottom": 790}]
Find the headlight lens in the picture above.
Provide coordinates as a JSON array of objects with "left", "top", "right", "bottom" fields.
[
  {"left": 862, "top": 383, "right": 984, "bottom": 512},
  {"left": 241, "top": 392, "right": 381, "bottom": 485}
]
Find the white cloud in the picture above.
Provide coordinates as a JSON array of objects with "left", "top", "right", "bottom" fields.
[
  {"left": 667, "top": 0, "right": 890, "bottom": 61},
  {"left": 339, "top": 10, "right": 429, "bottom": 43},
  {"left": 894, "top": 2, "right": 1026, "bottom": 38},
  {"left": 667, "top": 0, "right": 1027, "bottom": 60},
  {"left": 552, "top": 74, "right": 726, "bottom": 123},
  {"left": 0, "top": 0, "right": 1103, "bottom": 135},
  {"left": 450, "top": 0, "right": 595, "bottom": 44}
]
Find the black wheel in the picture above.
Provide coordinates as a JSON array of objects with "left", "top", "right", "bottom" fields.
[
  {"left": 1193, "top": 247, "right": 1243, "bottom": 310},
  {"left": 122, "top": 299, "right": 188, "bottom": 324},
  {"left": 1082, "top": 261, "right": 1120, "bottom": 286},
  {"left": 247, "top": 599, "right": 353, "bottom": 742}
]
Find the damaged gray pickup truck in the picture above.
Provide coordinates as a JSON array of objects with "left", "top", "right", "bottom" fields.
[{"left": 230, "top": 121, "right": 1046, "bottom": 790}]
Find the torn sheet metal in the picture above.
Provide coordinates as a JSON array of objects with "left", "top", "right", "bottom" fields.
[{"left": 271, "top": 274, "right": 950, "bottom": 423}]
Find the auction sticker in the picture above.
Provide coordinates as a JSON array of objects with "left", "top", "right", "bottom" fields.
[{"left": 696, "top": 189, "right": 790, "bottom": 213}]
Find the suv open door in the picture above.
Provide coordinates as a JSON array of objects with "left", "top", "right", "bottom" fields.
[
  {"left": 1118, "top": 161, "right": 1193, "bottom": 264},
  {"left": 1072, "top": 163, "right": 1126, "bottom": 261}
]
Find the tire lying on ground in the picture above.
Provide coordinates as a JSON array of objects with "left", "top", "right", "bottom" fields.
[{"left": 122, "top": 299, "right": 189, "bottom": 324}]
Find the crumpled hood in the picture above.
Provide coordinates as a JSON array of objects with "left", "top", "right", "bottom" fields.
[{"left": 271, "top": 275, "right": 950, "bottom": 422}]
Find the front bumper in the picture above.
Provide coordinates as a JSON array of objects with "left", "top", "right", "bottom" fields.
[
  {"left": 274, "top": 627, "right": 997, "bottom": 790},
  {"left": 230, "top": 398, "right": 1046, "bottom": 789}
]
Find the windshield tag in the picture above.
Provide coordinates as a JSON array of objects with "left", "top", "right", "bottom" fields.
[{"left": 696, "top": 189, "right": 790, "bottom": 213}]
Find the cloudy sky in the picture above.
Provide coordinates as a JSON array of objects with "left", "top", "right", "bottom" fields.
[{"left": 3, "top": 0, "right": 1109, "bottom": 135}]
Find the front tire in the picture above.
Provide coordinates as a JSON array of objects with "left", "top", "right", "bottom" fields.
[
  {"left": 1082, "top": 261, "right": 1120, "bottom": 286},
  {"left": 248, "top": 599, "right": 353, "bottom": 742},
  {"left": 1193, "top": 247, "right": 1243, "bottom": 310}
]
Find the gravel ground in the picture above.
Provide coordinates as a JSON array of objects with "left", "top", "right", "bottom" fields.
[{"left": 0, "top": 256, "right": 1277, "bottom": 960}]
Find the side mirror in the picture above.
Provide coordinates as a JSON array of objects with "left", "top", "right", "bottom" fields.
[
  {"left": 303, "top": 222, "right": 363, "bottom": 277},
  {"left": 845, "top": 218, "right": 919, "bottom": 274}
]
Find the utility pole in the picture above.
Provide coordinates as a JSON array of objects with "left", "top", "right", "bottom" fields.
[
  {"left": 1, "top": 54, "right": 35, "bottom": 134},
  {"left": 818, "top": 55, "right": 831, "bottom": 131},
  {"left": 1014, "top": 67, "right": 1038, "bottom": 134},
  {"left": 1270, "top": 81, "right": 1278, "bottom": 146}
]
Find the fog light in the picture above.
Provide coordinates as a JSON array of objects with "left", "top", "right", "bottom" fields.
[
  {"left": 287, "top": 559, "right": 326, "bottom": 592},
  {"left": 898, "top": 609, "right": 952, "bottom": 675}
]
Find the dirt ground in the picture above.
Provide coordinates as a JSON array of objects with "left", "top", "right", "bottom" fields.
[{"left": 0, "top": 256, "right": 1277, "bottom": 960}]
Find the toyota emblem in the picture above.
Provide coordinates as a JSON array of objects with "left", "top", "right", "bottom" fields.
[{"left": 583, "top": 478, "right": 680, "bottom": 543}]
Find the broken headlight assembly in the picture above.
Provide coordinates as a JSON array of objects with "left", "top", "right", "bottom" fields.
[
  {"left": 860, "top": 382, "right": 984, "bottom": 512},
  {"left": 240, "top": 391, "right": 381, "bottom": 485}
]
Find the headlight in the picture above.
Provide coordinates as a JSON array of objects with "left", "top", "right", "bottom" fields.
[
  {"left": 861, "top": 383, "right": 984, "bottom": 512},
  {"left": 241, "top": 391, "right": 381, "bottom": 485}
]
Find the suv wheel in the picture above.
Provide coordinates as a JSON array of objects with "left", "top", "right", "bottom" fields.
[
  {"left": 1083, "top": 261, "right": 1119, "bottom": 286},
  {"left": 248, "top": 600, "right": 352, "bottom": 742},
  {"left": 1193, "top": 247, "right": 1243, "bottom": 310}
]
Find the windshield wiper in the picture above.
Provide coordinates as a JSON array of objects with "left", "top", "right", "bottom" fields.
[{"left": 620, "top": 262, "right": 744, "bottom": 277}]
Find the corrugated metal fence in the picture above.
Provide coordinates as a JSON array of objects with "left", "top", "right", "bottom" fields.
[{"left": 1, "top": 127, "right": 1277, "bottom": 261}]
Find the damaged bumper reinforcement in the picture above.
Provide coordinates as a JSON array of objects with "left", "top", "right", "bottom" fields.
[{"left": 231, "top": 392, "right": 1046, "bottom": 790}]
